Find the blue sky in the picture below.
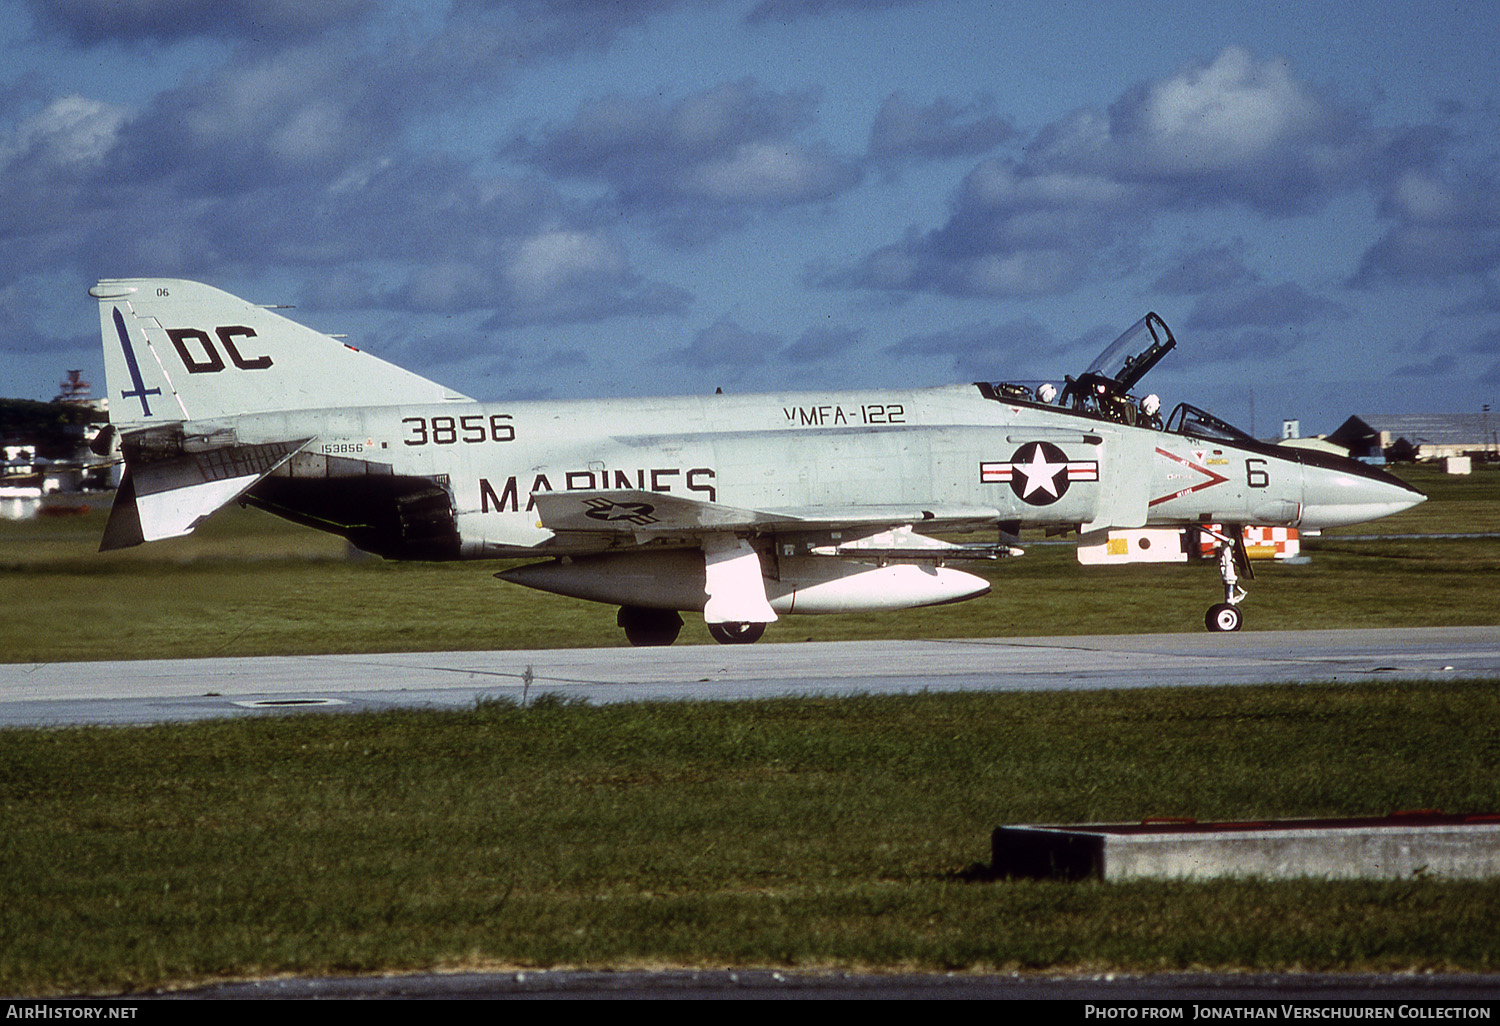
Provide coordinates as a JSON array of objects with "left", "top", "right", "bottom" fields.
[{"left": 2, "top": 0, "right": 1497, "bottom": 435}]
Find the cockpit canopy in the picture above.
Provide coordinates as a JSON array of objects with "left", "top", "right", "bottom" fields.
[
  {"left": 980, "top": 312, "right": 1258, "bottom": 441},
  {"left": 1053, "top": 312, "right": 1176, "bottom": 425},
  {"left": 1162, "top": 402, "right": 1257, "bottom": 443},
  {"left": 1080, "top": 312, "right": 1175, "bottom": 394}
]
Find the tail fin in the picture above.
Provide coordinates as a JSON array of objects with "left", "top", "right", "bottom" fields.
[{"left": 92, "top": 278, "right": 471, "bottom": 429}]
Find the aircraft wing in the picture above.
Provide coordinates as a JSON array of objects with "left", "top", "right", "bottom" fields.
[
  {"left": 101, "top": 430, "right": 313, "bottom": 550},
  {"left": 530, "top": 489, "right": 997, "bottom": 537}
]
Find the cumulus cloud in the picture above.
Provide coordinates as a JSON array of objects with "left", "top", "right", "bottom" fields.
[
  {"left": 886, "top": 318, "right": 1059, "bottom": 379},
  {"left": 867, "top": 94, "right": 1013, "bottom": 164},
  {"left": 506, "top": 78, "right": 864, "bottom": 244},
  {"left": 0, "top": 95, "right": 127, "bottom": 169},
  {"left": 0, "top": 25, "right": 689, "bottom": 336},
  {"left": 784, "top": 324, "right": 864, "bottom": 363},
  {"left": 108, "top": 42, "right": 409, "bottom": 192},
  {"left": 26, "top": 0, "right": 699, "bottom": 55},
  {"left": 1038, "top": 47, "right": 1372, "bottom": 213},
  {"left": 827, "top": 47, "right": 1393, "bottom": 301},
  {"left": 1350, "top": 169, "right": 1500, "bottom": 287},
  {"left": 0, "top": 96, "right": 135, "bottom": 268},
  {"left": 1152, "top": 242, "right": 1261, "bottom": 295},
  {"left": 294, "top": 210, "right": 691, "bottom": 329},
  {"left": 24, "top": 0, "right": 374, "bottom": 45},
  {"left": 668, "top": 316, "right": 784, "bottom": 369},
  {"left": 823, "top": 158, "right": 1123, "bottom": 296},
  {"left": 744, "top": 0, "right": 921, "bottom": 24},
  {"left": 485, "top": 229, "right": 692, "bottom": 327},
  {"left": 1183, "top": 282, "right": 1346, "bottom": 332}
]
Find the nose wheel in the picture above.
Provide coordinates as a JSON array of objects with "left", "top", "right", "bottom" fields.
[
  {"left": 1205, "top": 602, "right": 1242, "bottom": 632},
  {"left": 1202, "top": 526, "right": 1251, "bottom": 632}
]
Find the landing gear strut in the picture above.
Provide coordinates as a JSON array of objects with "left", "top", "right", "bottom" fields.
[
  {"left": 707, "top": 621, "right": 767, "bottom": 645},
  {"left": 618, "top": 606, "right": 682, "bottom": 647},
  {"left": 1201, "top": 525, "right": 1251, "bottom": 632}
]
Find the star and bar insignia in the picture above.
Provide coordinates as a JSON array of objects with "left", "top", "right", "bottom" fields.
[
  {"left": 582, "top": 498, "right": 659, "bottom": 525},
  {"left": 980, "top": 441, "right": 1099, "bottom": 505}
]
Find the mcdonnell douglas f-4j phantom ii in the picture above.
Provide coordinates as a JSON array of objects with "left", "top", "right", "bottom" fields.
[{"left": 91, "top": 279, "right": 1424, "bottom": 644}]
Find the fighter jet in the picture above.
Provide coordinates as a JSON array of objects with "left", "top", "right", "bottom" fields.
[{"left": 90, "top": 279, "right": 1424, "bottom": 644}]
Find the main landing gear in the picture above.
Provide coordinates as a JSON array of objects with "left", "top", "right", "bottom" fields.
[
  {"left": 618, "top": 606, "right": 682, "bottom": 647},
  {"left": 707, "top": 622, "right": 767, "bottom": 645},
  {"left": 617, "top": 607, "right": 768, "bottom": 646},
  {"left": 1201, "top": 526, "right": 1251, "bottom": 632}
]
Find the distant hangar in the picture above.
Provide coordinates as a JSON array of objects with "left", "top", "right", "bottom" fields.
[{"left": 1328, "top": 413, "right": 1499, "bottom": 463}]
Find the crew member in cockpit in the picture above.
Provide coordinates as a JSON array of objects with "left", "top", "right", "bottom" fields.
[{"left": 1141, "top": 393, "right": 1163, "bottom": 429}]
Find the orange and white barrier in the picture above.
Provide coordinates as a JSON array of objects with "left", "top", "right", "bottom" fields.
[{"left": 1198, "top": 525, "right": 1300, "bottom": 560}]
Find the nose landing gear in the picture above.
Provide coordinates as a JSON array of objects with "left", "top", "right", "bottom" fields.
[{"left": 1201, "top": 525, "right": 1251, "bottom": 632}]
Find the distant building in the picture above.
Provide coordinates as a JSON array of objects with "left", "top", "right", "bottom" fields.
[
  {"left": 1327, "top": 414, "right": 1500, "bottom": 462},
  {"left": 1, "top": 375, "right": 115, "bottom": 517}
]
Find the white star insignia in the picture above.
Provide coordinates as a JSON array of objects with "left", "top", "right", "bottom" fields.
[{"left": 1015, "top": 444, "right": 1064, "bottom": 499}]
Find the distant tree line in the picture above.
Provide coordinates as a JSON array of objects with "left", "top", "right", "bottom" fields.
[{"left": 0, "top": 398, "right": 107, "bottom": 461}]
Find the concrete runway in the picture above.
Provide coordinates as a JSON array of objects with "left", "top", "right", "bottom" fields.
[{"left": 3, "top": 625, "right": 1497, "bottom": 727}]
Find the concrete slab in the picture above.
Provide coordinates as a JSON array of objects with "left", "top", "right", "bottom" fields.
[{"left": 990, "top": 812, "right": 1500, "bottom": 881}]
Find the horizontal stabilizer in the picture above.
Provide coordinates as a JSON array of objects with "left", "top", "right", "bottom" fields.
[{"left": 101, "top": 437, "right": 310, "bottom": 550}]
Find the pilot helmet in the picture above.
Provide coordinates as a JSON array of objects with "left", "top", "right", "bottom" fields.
[
  {"left": 1037, "top": 382, "right": 1058, "bottom": 403},
  {"left": 1142, "top": 393, "right": 1161, "bottom": 416}
]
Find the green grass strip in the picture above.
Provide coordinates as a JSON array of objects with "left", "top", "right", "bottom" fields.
[{"left": 3, "top": 681, "right": 1499, "bottom": 995}]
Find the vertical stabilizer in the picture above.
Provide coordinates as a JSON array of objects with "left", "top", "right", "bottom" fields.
[{"left": 91, "top": 278, "right": 472, "bottom": 429}]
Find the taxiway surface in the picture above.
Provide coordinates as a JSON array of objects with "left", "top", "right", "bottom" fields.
[{"left": 2, "top": 625, "right": 1496, "bottom": 728}]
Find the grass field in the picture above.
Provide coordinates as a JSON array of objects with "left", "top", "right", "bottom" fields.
[
  {"left": 0, "top": 461, "right": 1497, "bottom": 995},
  {"left": 3, "top": 683, "right": 1499, "bottom": 995}
]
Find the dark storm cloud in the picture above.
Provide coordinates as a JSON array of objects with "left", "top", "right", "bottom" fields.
[{"left": 505, "top": 78, "right": 865, "bottom": 245}]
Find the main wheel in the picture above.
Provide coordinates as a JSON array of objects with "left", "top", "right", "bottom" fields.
[
  {"left": 618, "top": 606, "right": 682, "bottom": 647},
  {"left": 1205, "top": 603, "right": 1242, "bottom": 632},
  {"left": 707, "top": 622, "right": 766, "bottom": 645}
]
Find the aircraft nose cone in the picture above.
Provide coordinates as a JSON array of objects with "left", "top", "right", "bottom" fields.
[{"left": 1299, "top": 460, "right": 1425, "bottom": 530}]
